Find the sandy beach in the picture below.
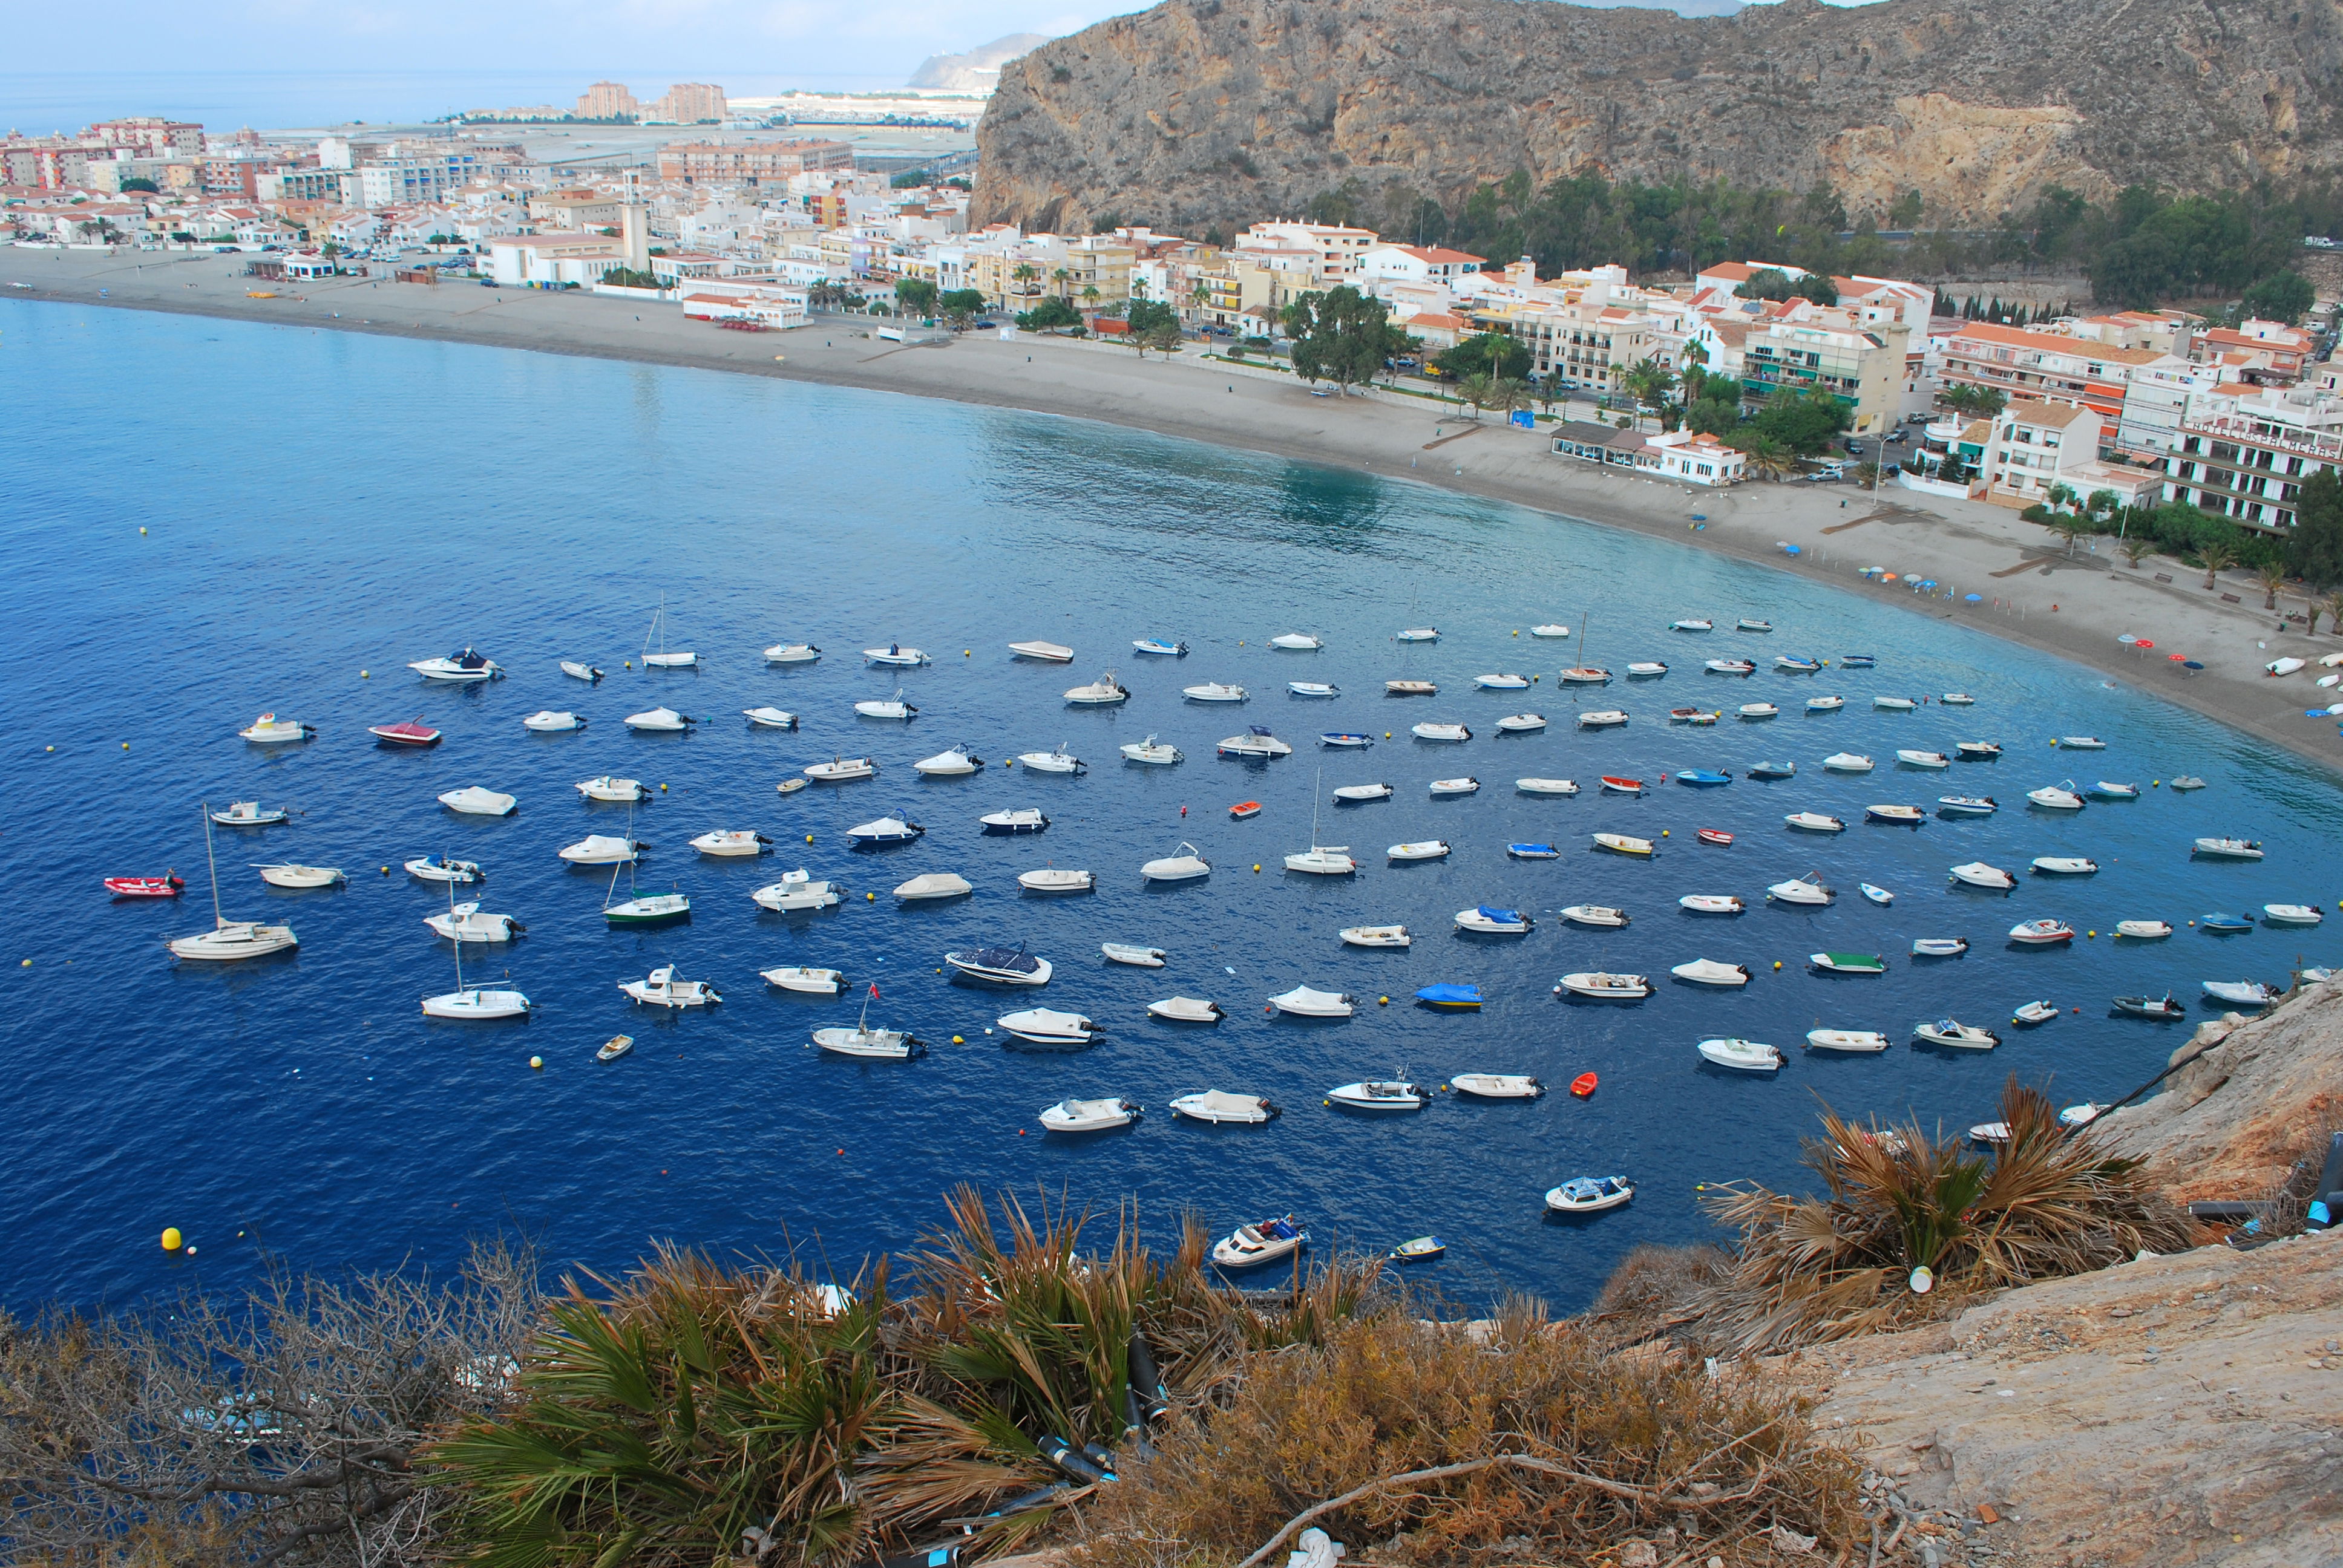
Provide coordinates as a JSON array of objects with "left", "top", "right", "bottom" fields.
[{"left": 7, "top": 244, "right": 2341, "bottom": 774}]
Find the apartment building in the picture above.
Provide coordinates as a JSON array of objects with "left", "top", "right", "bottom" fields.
[
  {"left": 530, "top": 188, "right": 621, "bottom": 229},
  {"left": 1938, "top": 321, "right": 2172, "bottom": 433},
  {"left": 2163, "top": 390, "right": 2343, "bottom": 534},
  {"left": 575, "top": 82, "right": 640, "bottom": 120},
  {"left": 1358, "top": 244, "right": 1484, "bottom": 288},
  {"left": 646, "top": 84, "right": 728, "bottom": 125},
  {"left": 2192, "top": 322, "right": 2313, "bottom": 386},
  {"left": 1234, "top": 221, "right": 1376, "bottom": 287},
  {"left": 1978, "top": 399, "right": 2158, "bottom": 509},
  {"left": 951, "top": 232, "right": 1137, "bottom": 309},
  {"left": 657, "top": 140, "right": 854, "bottom": 186},
  {"left": 1469, "top": 290, "right": 1657, "bottom": 393},
  {"left": 1737, "top": 313, "right": 1911, "bottom": 436}
]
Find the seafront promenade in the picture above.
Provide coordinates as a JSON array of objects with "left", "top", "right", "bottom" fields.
[{"left": 7, "top": 244, "right": 2339, "bottom": 772}]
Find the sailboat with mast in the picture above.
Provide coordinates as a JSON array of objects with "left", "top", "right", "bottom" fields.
[
  {"left": 601, "top": 853, "right": 691, "bottom": 927},
  {"left": 1559, "top": 607, "right": 1610, "bottom": 684},
  {"left": 811, "top": 982, "right": 926, "bottom": 1058},
  {"left": 422, "top": 874, "right": 531, "bottom": 1019},
  {"left": 1282, "top": 768, "right": 1358, "bottom": 874},
  {"left": 641, "top": 593, "right": 696, "bottom": 668},
  {"left": 168, "top": 805, "right": 299, "bottom": 961}
]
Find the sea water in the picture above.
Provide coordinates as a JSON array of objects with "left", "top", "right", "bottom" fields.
[{"left": 3, "top": 301, "right": 2338, "bottom": 1312}]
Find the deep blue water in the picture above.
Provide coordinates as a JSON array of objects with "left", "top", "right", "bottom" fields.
[{"left": 4, "top": 299, "right": 2340, "bottom": 1313}]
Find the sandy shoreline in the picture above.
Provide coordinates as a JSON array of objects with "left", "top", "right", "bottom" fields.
[{"left": 7, "top": 246, "right": 2341, "bottom": 775}]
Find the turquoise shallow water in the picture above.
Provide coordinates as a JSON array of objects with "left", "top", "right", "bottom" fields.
[{"left": 4, "top": 299, "right": 2340, "bottom": 1312}]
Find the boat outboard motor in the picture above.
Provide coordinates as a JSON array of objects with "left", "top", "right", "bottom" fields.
[
  {"left": 1128, "top": 1331, "right": 1170, "bottom": 1421},
  {"left": 1038, "top": 1434, "right": 1113, "bottom": 1484},
  {"left": 2309, "top": 1131, "right": 2343, "bottom": 1230}
]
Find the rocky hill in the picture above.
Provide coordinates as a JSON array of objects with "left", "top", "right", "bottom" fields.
[{"left": 972, "top": 0, "right": 2343, "bottom": 234}]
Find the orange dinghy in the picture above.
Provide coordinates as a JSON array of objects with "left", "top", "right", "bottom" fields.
[
  {"left": 1230, "top": 801, "right": 1262, "bottom": 819},
  {"left": 1570, "top": 1072, "right": 1599, "bottom": 1099}
]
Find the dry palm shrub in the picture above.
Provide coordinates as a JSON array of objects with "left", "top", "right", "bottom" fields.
[
  {"left": 1686, "top": 1077, "right": 2196, "bottom": 1354},
  {"left": 1065, "top": 1305, "right": 1856, "bottom": 1568},
  {"left": 1582, "top": 1243, "right": 1734, "bottom": 1350}
]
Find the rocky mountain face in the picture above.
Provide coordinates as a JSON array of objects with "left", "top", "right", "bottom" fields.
[
  {"left": 909, "top": 33, "right": 1051, "bottom": 92},
  {"left": 972, "top": 0, "right": 2343, "bottom": 233}
]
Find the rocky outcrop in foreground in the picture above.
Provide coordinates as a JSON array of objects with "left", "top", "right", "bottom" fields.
[{"left": 974, "top": 0, "right": 2343, "bottom": 233}]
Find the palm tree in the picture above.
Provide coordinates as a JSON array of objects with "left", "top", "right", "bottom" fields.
[
  {"left": 2325, "top": 590, "right": 2343, "bottom": 636},
  {"left": 1010, "top": 263, "right": 1040, "bottom": 300},
  {"left": 1051, "top": 266, "right": 1071, "bottom": 301},
  {"left": 2198, "top": 540, "right": 2237, "bottom": 589},
  {"left": 1620, "top": 358, "right": 1677, "bottom": 432},
  {"left": 1490, "top": 377, "right": 1532, "bottom": 423},
  {"left": 2042, "top": 511, "right": 2089, "bottom": 557},
  {"left": 1456, "top": 372, "right": 1497, "bottom": 420},
  {"left": 1080, "top": 284, "right": 1100, "bottom": 312},
  {"left": 2120, "top": 537, "right": 2156, "bottom": 570},
  {"left": 1855, "top": 460, "right": 1885, "bottom": 491},
  {"left": 1739, "top": 436, "right": 1792, "bottom": 482},
  {"left": 2257, "top": 561, "right": 2287, "bottom": 610}
]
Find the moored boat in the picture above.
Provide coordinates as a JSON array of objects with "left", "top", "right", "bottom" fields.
[
  {"left": 1170, "top": 1090, "right": 1279, "bottom": 1125},
  {"left": 893, "top": 872, "right": 972, "bottom": 901},
  {"left": 1804, "top": 1029, "right": 1890, "bottom": 1053},
  {"left": 238, "top": 713, "right": 315, "bottom": 744},
  {"left": 1326, "top": 1079, "right": 1427, "bottom": 1111},
  {"left": 1809, "top": 951, "right": 1888, "bottom": 974},
  {"left": 1698, "top": 1038, "right": 1783, "bottom": 1072},
  {"left": 1040, "top": 1097, "right": 1142, "bottom": 1132},
  {"left": 1545, "top": 1175, "right": 1634, "bottom": 1213},
  {"left": 1554, "top": 971, "right": 1648, "bottom": 999},
  {"left": 1210, "top": 1214, "right": 1306, "bottom": 1265},
  {"left": 1451, "top": 1073, "right": 1544, "bottom": 1098},
  {"left": 1949, "top": 861, "right": 2017, "bottom": 889}
]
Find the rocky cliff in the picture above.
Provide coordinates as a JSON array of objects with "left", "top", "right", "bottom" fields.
[{"left": 972, "top": 0, "right": 2343, "bottom": 233}]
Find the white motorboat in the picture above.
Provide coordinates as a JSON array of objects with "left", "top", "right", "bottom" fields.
[
  {"left": 853, "top": 689, "right": 918, "bottom": 720},
  {"left": 2056, "top": 736, "right": 2108, "bottom": 750},
  {"left": 1766, "top": 874, "right": 1834, "bottom": 906},
  {"left": 1897, "top": 750, "right": 1951, "bottom": 769},
  {"left": 1914, "top": 1018, "right": 1999, "bottom": 1049},
  {"left": 2008, "top": 918, "right": 2077, "bottom": 944},
  {"left": 1140, "top": 842, "right": 1211, "bottom": 881},
  {"left": 944, "top": 945, "right": 1052, "bottom": 985},
  {"left": 2089, "top": 780, "right": 2140, "bottom": 799},
  {"left": 2032, "top": 856, "right": 2099, "bottom": 875},
  {"left": 424, "top": 901, "right": 523, "bottom": 943},
  {"left": 1212, "top": 1214, "right": 1308, "bottom": 1267},
  {"left": 2264, "top": 903, "right": 2324, "bottom": 926},
  {"left": 2115, "top": 919, "right": 2174, "bottom": 939},
  {"left": 1555, "top": 972, "right": 1650, "bottom": 999},
  {"left": 623, "top": 707, "right": 695, "bottom": 733},
  {"left": 1327, "top": 1079, "right": 1427, "bottom": 1111},
  {"left": 1875, "top": 695, "right": 1917, "bottom": 711},
  {"left": 913, "top": 744, "right": 983, "bottom": 775},
  {"left": 1039, "top": 1097, "right": 1142, "bottom": 1132},
  {"left": 1119, "top": 734, "right": 1183, "bottom": 765},
  {"left": 2203, "top": 979, "right": 2279, "bottom": 1007},
  {"left": 998, "top": 1007, "right": 1102, "bottom": 1046},
  {"left": 690, "top": 829, "right": 772, "bottom": 858},
  {"left": 1671, "top": 958, "right": 1749, "bottom": 987},
  {"left": 561, "top": 659, "right": 605, "bottom": 682},
  {"left": 1396, "top": 626, "right": 1441, "bottom": 642},
  {"left": 761, "top": 965, "right": 844, "bottom": 995},
  {"left": 762, "top": 642, "right": 821, "bottom": 664},
  {"left": 1822, "top": 753, "right": 1874, "bottom": 773},
  {"left": 1428, "top": 776, "right": 1480, "bottom": 796},
  {"left": 1956, "top": 741, "right": 2002, "bottom": 759},
  {"left": 1560, "top": 904, "right": 1631, "bottom": 928},
  {"left": 893, "top": 872, "right": 972, "bottom": 901},
  {"left": 1866, "top": 803, "right": 1925, "bottom": 825},
  {"left": 1288, "top": 681, "right": 1340, "bottom": 698},
  {"left": 1340, "top": 924, "right": 1412, "bottom": 947},
  {"left": 524, "top": 710, "right": 585, "bottom": 733},
  {"left": 254, "top": 863, "right": 344, "bottom": 889},
  {"left": 1738, "top": 702, "right": 1780, "bottom": 719},
  {"left": 620, "top": 965, "right": 720, "bottom": 1007},
  {"left": 980, "top": 808, "right": 1050, "bottom": 835},
  {"left": 1804, "top": 1028, "right": 1892, "bottom": 1053},
  {"left": 1386, "top": 679, "right": 1439, "bottom": 695},
  {"left": 1475, "top": 672, "right": 1532, "bottom": 690},
  {"left": 1545, "top": 1176, "right": 1635, "bottom": 1213},
  {"left": 1009, "top": 639, "right": 1075, "bottom": 662},
  {"left": 863, "top": 644, "right": 931, "bottom": 667},
  {"left": 1218, "top": 727, "right": 1293, "bottom": 759},
  {"left": 209, "top": 801, "right": 288, "bottom": 828},
  {"left": 1949, "top": 861, "right": 2017, "bottom": 889},
  {"left": 439, "top": 786, "right": 517, "bottom": 817},
  {"left": 1103, "top": 942, "right": 1168, "bottom": 967},
  {"left": 1494, "top": 713, "right": 1547, "bottom": 732},
  {"left": 1014, "top": 743, "right": 1086, "bottom": 774},
  {"left": 404, "top": 855, "right": 480, "bottom": 883},
  {"left": 2012, "top": 999, "right": 2059, "bottom": 1025},
  {"left": 1172, "top": 1089, "right": 1280, "bottom": 1123},
  {"left": 1785, "top": 811, "right": 1845, "bottom": 833},
  {"left": 1017, "top": 867, "right": 1093, "bottom": 893},
  {"left": 238, "top": 712, "right": 315, "bottom": 744},
  {"left": 577, "top": 776, "right": 645, "bottom": 803},
  {"left": 804, "top": 757, "right": 878, "bottom": 783},
  {"left": 1679, "top": 894, "right": 1745, "bottom": 915},
  {"left": 1530, "top": 624, "right": 1570, "bottom": 638},
  {"left": 1938, "top": 795, "right": 1998, "bottom": 815},
  {"left": 1516, "top": 777, "right": 1580, "bottom": 795},
  {"left": 422, "top": 985, "right": 529, "bottom": 1021},
  {"left": 603, "top": 887, "right": 689, "bottom": 928},
  {"left": 1807, "top": 695, "right": 1846, "bottom": 712},
  {"left": 847, "top": 814, "right": 925, "bottom": 847},
  {"left": 1147, "top": 996, "right": 1225, "bottom": 1023},
  {"left": 2027, "top": 782, "right": 2085, "bottom": 810},
  {"left": 168, "top": 808, "right": 299, "bottom": 962},
  {"left": 1912, "top": 937, "right": 1970, "bottom": 957},
  {"left": 1625, "top": 662, "right": 1669, "bottom": 678},
  {"left": 1699, "top": 1037, "right": 1783, "bottom": 1072},
  {"left": 812, "top": 991, "right": 924, "bottom": 1057},
  {"left": 1776, "top": 655, "right": 1823, "bottom": 673},
  {"left": 752, "top": 869, "right": 844, "bottom": 912},
  {"left": 1671, "top": 618, "right": 1714, "bottom": 632},
  {"left": 1332, "top": 782, "right": 1392, "bottom": 802},
  {"left": 1132, "top": 638, "right": 1188, "bottom": 656},
  {"left": 1861, "top": 883, "right": 1895, "bottom": 906},
  {"left": 1450, "top": 1073, "right": 1544, "bottom": 1099},
  {"left": 1270, "top": 985, "right": 1355, "bottom": 1018},
  {"left": 1183, "top": 682, "right": 1248, "bottom": 702},
  {"left": 1064, "top": 671, "right": 1130, "bottom": 705},
  {"left": 1941, "top": 692, "right": 1975, "bottom": 705},
  {"left": 1592, "top": 832, "right": 1654, "bottom": 856},
  {"left": 2192, "top": 838, "right": 2264, "bottom": 860},
  {"left": 1455, "top": 905, "right": 1532, "bottom": 934},
  {"left": 559, "top": 834, "right": 642, "bottom": 865},
  {"left": 1412, "top": 722, "right": 1472, "bottom": 741},
  {"left": 1388, "top": 840, "right": 1451, "bottom": 861},
  {"left": 408, "top": 647, "right": 501, "bottom": 682},
  {"left": 1578, "top": 710, "right": 1630, "bottom": 728},
  {"left": 1270, "top": 632, "right": 1323, "bottom": 650},
  {"left": 639, "top": 595, "right": 695, "bottom": 668},
  {"left": 1705, "top": 659, "right": 1755, "bottom": 675}
]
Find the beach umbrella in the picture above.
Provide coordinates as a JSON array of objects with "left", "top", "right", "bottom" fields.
[
  {"left": 2135, "top": 639, "right": 2154, "bottom": 650},
  {"left": 1964, "top": 593, "right": 1983, "bottom": 603},
  {"left": 2118, "top": 633, "right": 2137, "bottom": 644},
  {"left": 1881, "top": 572, "right": 1899, "bottom": 581},
  {"left": 2183, "top": 660, "right": 2204, "bottom": 671}
]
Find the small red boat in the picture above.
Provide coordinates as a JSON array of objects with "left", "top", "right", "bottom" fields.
[
  {"left": 1570, "top": 1071, "right": 1599, "bottom": 1099},
  {"left": 104, "top": 874, "right": 184, "bottom": 898},
  {"left": 1599, "top": 776, "right": 1644, "bottom": 794},
  {"left": 1697, "top": 828, "right": 1734, "bottom": 846},
  {"left": 369, "top": 718, "right": 442, "bottom": 748},
  {"left": 1230, "top": 800, "right": 1262, "bottom": 819}
]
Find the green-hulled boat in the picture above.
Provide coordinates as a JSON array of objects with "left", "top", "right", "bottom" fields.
[{"left": 1809, "top": 951, "right": 1888, "bottom": 975}]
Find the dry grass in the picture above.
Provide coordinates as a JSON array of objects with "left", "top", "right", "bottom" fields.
[
  {"left": 1064, "top": 1306, "right": 1857, "bottom": 1568},
  {"left": 1582, "top": 1244, "right": 1734, "bottom": 1349}
]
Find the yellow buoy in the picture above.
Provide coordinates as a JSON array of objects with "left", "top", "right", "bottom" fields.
[
  {"left": 1384, "top": 731, "right": 1392, "bottom": 739},
  {"left": 122, "top": 741, "right": 130, "bottom": 750},
  {"left": 660, "top": 783, "right": 667, "bottom": 791},
  {"left": 19, "top": 958, "right": 30, "bottom": 967},
  {"left": 359, "top": 670, "right": 368, "bottom": 678},
  {"left": 139, "top": 526, "right": 147, "bottom": 534},
  {"left": 1772, "top": 961, "right": 1783, "bottom": 970},
  {"left": 952, "top": 1035, "right": 963, "bottom": 1044},
  {"left": 529, "top": 1056, "right": 543, "bottom": 1070},
  {"left": 1378, "top": 995, "right": 1389, "bottom": 1005},
  {"left": 381, "top": 866, "right": 390, "bottom": 874},
  {"left": 45, "top": 746, "right": 53, "bottom": 753},
  {"left": 867, "top": 892, "right": 876, "bottom": 901},
  {"left": 161, "top": 1227, "right": 183, "bottom": 1251},
  {"left": 1660, "top": 829, "right": 1668, "bottom": 836},
  {"left": 805, "top": 834, "right": 813, "bottom": 843},
  {"left": 1253, "top": 863, "right": 1260, "bottom": 872}
]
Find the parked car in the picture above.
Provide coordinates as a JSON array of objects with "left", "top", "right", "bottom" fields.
[
  {"left": 478, "top": 278, "right": 500, "bottom": 287},
  {"left": 1884, "top": 428, "right": 1909, "bottom": 444}
]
